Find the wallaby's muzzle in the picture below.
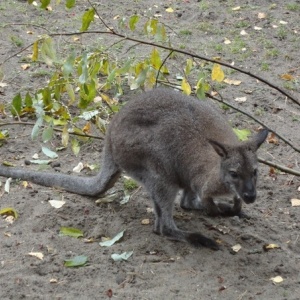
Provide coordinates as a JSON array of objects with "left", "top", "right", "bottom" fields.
[{"left": 243, "top": 191, "right": 256, "bottom": 204}]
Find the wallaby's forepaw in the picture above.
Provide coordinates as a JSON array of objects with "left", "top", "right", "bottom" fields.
[
  {"left": 217, "top": 202, "right": 240, "bottom": 216},
  {"left": 186, "top": 233, "right": 219, "bottom": 250},
  {"left": 236, "top": 210, "right": 250, "bottom": 219}
]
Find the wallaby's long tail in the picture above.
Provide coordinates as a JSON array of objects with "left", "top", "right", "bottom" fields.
[{"left": 0, "top": 166, "right": 120, "bottom": 197}]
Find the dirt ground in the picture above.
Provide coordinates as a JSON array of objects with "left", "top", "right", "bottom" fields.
[{"left": 0, "top": 1, "right": 300, "bottom": 299}]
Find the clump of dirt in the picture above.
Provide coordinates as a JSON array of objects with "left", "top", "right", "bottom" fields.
[{"left": 0, "top": 1, "right": 300, "bottom": 299}]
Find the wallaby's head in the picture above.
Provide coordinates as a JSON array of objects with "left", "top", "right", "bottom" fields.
[{"left": 209, "top": 129, "right": 268, "bottom": 204}]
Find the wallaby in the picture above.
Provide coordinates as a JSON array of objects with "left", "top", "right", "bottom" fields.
[{"left": 0, "top": 88, "right": 268, "bottom": 250}]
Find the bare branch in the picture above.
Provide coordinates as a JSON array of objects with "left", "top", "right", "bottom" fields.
[{"left": 258, "top": 157, "right": 300, "bottom": 177}]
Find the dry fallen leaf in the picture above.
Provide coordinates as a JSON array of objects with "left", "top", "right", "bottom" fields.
[
  {"left": 21, "top": 64, "right": 30, "bottom": 70},
  {"left": 279, "top": 20, "right": 288, "bottom": 25},
  {"left": 270, "top": 276, "right": 283, "bottom": 284},
  {"left": 231, "top": 244, "right": 242, "bottom": 253},
  {"left": 28, "top": 252, "right": 44, "bottom": 260},
  {"left": 258, "top": 12, "right": 266, "bottom": 19},
  {"left": 165, "top": 7, "right": 174, "bottom": 13},
  {"left": 224, "top": 38, "right": 231, "bottom": 44},
  {"left": 234, "top": 96, "right": 247, "bottom": 103},
  {"left": 263, "top": 243, "right": 281, "bottom": 251},
  {"left": 50, "top": 278, "right": 58, "bottom": 283},
  {"left": 141, "top": 219, "right": 150, "bottom": 225},
  {"left": 49, "top": 200, "right": 66, "bottom": 209},
  {"left": 291, "top": 199, "right": 300, "bottom": 207},
  {"left": 267, "top": 132, "right": 279, "bottom": 145},
  {"left": 82, "top": 122, "right": 91, "bottom": 134},
  {"left": 240, "top": 30, "right": 248, "bottom": 35},
  {"left": 5, "top": 216, "right": 15, "bottom": 224},
  {"left": 280, "top": 73, "right": 294, "bottom": 81},
  {"left": 254, "top": 26, "right": 262, "bottom": 31},
  {"left": 232, "top": 6, "right": 240, "bottom": 11},
  {"left": 224, "top": 78, "right": 242, "bottom": 86},
  {"left": 73, "top": 162, "right": 84, "bottom": 173}
]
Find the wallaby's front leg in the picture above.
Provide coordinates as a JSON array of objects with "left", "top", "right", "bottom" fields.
[
  {"left": 216, "top": 197, "right": 241, "bottom": 216},
  {"left": 180, "top": 189, "right": 202, "bottom": 210},
  {"left": 201, "top": 197, "right": 221, "bottom": 217},
  {"left": 202, "top": 196, "right": 243, "bottom": 217},
  {"left": 147, "top": 180, "right": 219, "bottom": 250}
]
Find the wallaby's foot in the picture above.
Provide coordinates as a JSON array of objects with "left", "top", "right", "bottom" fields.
[
  {"left": 185, "top": 233, "right": 219, "bottom": 250},
  {"left": 158, "top": 226, "right": 219, "bottom": 250}
]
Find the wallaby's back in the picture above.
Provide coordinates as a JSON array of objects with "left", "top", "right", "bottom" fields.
[{"left": 109, "top": 88, "right": 238, "bottom": 186}]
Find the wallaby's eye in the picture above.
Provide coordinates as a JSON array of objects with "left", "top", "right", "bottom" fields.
[
  {"left": 253, "top": 169, "right": 258, "bottom": 176},
  {"left": 229, "top": 171, "right": 238, "bottom": 178}
]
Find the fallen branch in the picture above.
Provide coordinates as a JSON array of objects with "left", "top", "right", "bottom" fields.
[{"left": 258, "top": 157, "right": 300, "bottom": 177}]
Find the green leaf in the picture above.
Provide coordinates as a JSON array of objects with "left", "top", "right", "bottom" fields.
[
  {"left": 61, "top": 126, "right": 69, "bottom": 147},
  {"left": 78, "top": 52, "right": 88, "bottom": 84},
  {"left": 24, "top": 92, "right": 33, "bottom": 107},
  {"left": 99, "top": 230, "right": 125, "bottom": 247},
  {"left": 0, "top": 130, "right": 8, "bottom": 140},
  {"left": 59, "top": 227, "right": 84, "bottom": 238},
  {"left": 42, "top": 87, "right": 52, "bottom": 108},
  {"left": 211, "top": 63, "right": 225, "bottom": 82},
  {"left": 42, "top": 146, "right": 58, "bottom": 159},
  {"left": 185, "top": 58, "right": 193, "bottom": 76},
  {"left": 71, "top": 138, "right": 80, "bottom": 156},
  {"left": 64, "top": 255, "right": 88, "bottom": 267},
  {"left": 155, "top": 24, "right": 167, "bottom": 42},
  {"left": 42, "top": 126, "right": 53, "bottom": 143},
  {"left": 145, "top": 19, "right": 158, "bottom": 35},
  {"left": 32, "top": 40, "right": 39, "bottom": 62},
  {"left": 129, "top": 15, "right": 139, "bottom": 31},
  {"left": 11, "top": 93, "right": 22, "bottom": 116},
  {"left": 0, "top": 207, "right": 18, "bottom": 219},
  {"left": 81, "top": 8, "right": 95, "bottom": 31},
  {"left": 181, "top": 78, "right": 191, "bottom": 95},
  {"left": 31, "top": 118, "right": 43, "bottom": 140},
  {"left": 233, "top": 128, "right": 252, "bottom": 141},
  {"left": 65, "top": 83, "right": 75, "bottom": 104},
  {"left": 40, "top": 0, "right": 50, "bottom": 9},
  {"left": 29, "top": 159, "right": 51, "bottom": 165},
  {"left": 66, "top": 0, "right": 76, "bottom": 9},
  {"left": 62, "top": 52, "right": 76, "bottom": 79},
  {"left": 150, "top": 48, "right": 162, "bottom": 70},
  {"left": 40, "top": 37, "right": 57, "bottom": 66},
  {"left": 111, "top": 251, "right": 133, "bottom": 262}
]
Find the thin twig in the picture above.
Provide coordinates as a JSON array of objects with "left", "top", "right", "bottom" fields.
[
  {"left": 155, "top": 50, "right": 173, "bottom": 87},
  {"left": 43, "top": 30, "right": 300, "bottom": 106},
  {"left": 0, "top": 121, "right": 104, "bottom": 140},
  {"left": 206, "top": 93, "right": 300, "bottom": 153},
  {"left": 258, "top": 157, "right": 300, "bottom": 176}
]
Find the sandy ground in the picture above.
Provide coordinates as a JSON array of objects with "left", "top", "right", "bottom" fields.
[{"left": 0, "top": 1, "right": 300, "bottom": 299}]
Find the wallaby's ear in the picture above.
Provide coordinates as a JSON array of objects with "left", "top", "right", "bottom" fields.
[
  {"left": 209, "top": 140, "right": 228, "bottom": 158},
  {"left": 252, "top": 128, "right": 269, "bottom": 150}
]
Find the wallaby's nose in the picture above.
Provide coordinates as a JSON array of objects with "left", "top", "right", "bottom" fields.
[{"left": 243, "top": 192, "right": 256, "bottom": 203}]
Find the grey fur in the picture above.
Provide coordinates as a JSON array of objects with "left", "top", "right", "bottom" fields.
[{"left": 0, "top": 88, "right": 268, "bottom": 250}]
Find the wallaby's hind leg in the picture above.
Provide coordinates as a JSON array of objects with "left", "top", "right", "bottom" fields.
[{"left": 144, "top": 179, "right": 219, "bottom": 250}]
